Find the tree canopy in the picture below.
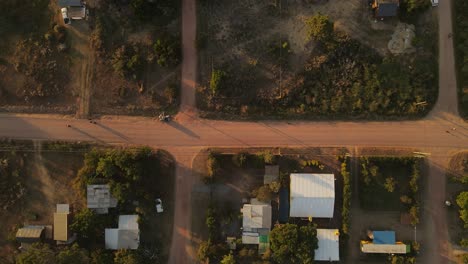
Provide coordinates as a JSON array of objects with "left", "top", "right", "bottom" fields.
[
  {"left": 269, "top": 223, "right": 318, "bottom": 264},
  {"left": 305, "top": 14, "right": 334, "bottom": 42},
  {"left": 16, "top": 243, "right": 56, "bottom": 264},
  {"left": 457, "top": 191, "right": 468, "bottom": 228},
  {"left": 56, "top": 244, "right": 90, "bottom": 264}
]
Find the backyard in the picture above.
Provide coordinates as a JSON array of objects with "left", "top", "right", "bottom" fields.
[{"left": 196, "top": 0, "right": 438, "bottom": 120}]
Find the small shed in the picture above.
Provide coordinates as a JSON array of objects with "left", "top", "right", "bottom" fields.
[
  {"left": 264, "top": 165, "right": 279, "bottom": 185},
  {"left": 315, "top": 229, "right": 340, "bottom": 261},
  {"left": 16, "top": 226, "right": 45, "bottom": 243},
  {"left": 372, "top": 0, "right": 399, "bottom": 18}
]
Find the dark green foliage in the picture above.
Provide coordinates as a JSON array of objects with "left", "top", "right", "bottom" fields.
[
  {"left": 454, "top": 0, "right": 468, "bottom": 119},
  {"left": 221, "top": 253, "right": 236, "bottom": 264},
  {"left": 131, "top": 0, "right": 179, "bottom": 24},
  {"left": 255, "top": 185, "right": 273, "bottom": 202},
  {"left": 210, "top": 69, "right": 227, "bottom": 95},
  {"left": 388, "top": 255, "right": 417, "bottom": 264},
  {"left": 56, "top": 244, "right": 90, "bottom": 264},
  {"left": 90, "top": 249, "right": 114, "bottom": 264},
  {"left": 112, "top": 45, "right": 145, "bottom": 79},
  {"left": 269, "top": 223, "right": 318, "bottom": 264},
  {"left": 457, "top": 191, "right": 468, "bottom": 228},
  {"left": 232, "top": 152, "right": 248, "bottom": 167},
  {"left": 16, "top": 243, "right": 56, "bottom": 264},
  {"left": 206, "top": 205, "right": 219, "bottom": 240},
  {"left": 197, "top": 239, "right": 229, "bottom": 263},
  {"left": 76, "top": 147, "right": 158, "bottom": 204},
  {"left": 70, "top": 208, "right": 112, "bottom": 246},
  {"left": 341, "top": 160, "right": 351, "bottom": 235},
  {"left": 0, "top": 0, "right": 49, "bottom": 35},
  {"left": 153, "top": 35, "right": 181, "bottom": 67}
]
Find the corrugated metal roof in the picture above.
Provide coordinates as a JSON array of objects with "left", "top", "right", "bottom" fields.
[
  {"left": 373, "top": 231, "right": 396, "bottom": 244},
  {"left": 315, "top": 229, "right": 340, "bottom": 261},
  {"left": 361, "top": 242, "right": 409, "bottom": 254},
  {"left": 16, "top": 226, "right": 44, "bottom": 239},
  {"left": 290, "top": 174, "right": 335, "bottom": 218},
  {"left": 118, "top": 215, "right": 139, "bottom": 230},
  {"left": 53, "top": 213, "right": 69, "bottom": 241},
  {"left": 264, "top": 165, "right": 279, "bottom": 185},
  {"left": 105, "top": 215, "right": 140, "bottom": 250},
  {"left": 87, "top": 185, "right": 117, "bottom": 211},
  {"left": 242, "top": 232, "right": 259, "bottom": 244},
  {"left": 56, "top": 204, "right": 69, "bottom": 213},
  {"left": 58, "top": 0, "right": 83, "bottom": 7},
  {"left": 242, "top": 204, "right": 272, "bottom": 230}
]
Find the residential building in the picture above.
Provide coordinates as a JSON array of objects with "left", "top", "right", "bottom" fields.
[
  {"left": 315, "top": 229, "right": 340, "bottom": 262},
  {"left": 241, "top": 199, "right": 272, "bottom": 254},
  {"left": 289, "top": 173, "right": 335, "bottom": 218},
  {"left": 105, "top": 215, "right": 140, "bottom": 250},
  {"left": 87, "top": 185, "right": 118, "bottom": 214},
  {"left": 361, "top": 231, "right": 410, "bottom": 254}
]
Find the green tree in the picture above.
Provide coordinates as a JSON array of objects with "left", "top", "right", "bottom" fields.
[
  {"left": 210, "top": 69, "right": 226, "bottom": 95},
  {"left": 153, "top": 36, "right": 181, "bottom": 67},
  {"left": 90, "top": 249, "right": 114, "bottom": 264},
  {"left": 56, "top": 244, "right": 89, "bottom": 264},
  {"left": 457, "top": 191, "right": 468, "bottom": 228},
  {"left": 114, "top": 249, "right": 140, "bottom": 264},
  {"left": 270, "top": 223, "right": 318, "bottom": 263},
  {"left": 402, "top": 0, "right": 430, "bottom": 13},
  {"left": 221, "top": 253, "right": 236, "bottom": 264},
  {"left": 305, "top": 13, "right": 334, "bottom": 42},
  {"left": 384, "top": 177, "right": 397, "bottom": 193},
  {"left": 70, "top": 208, "right": 102, "bottom": 244},
  {"left": 16, "top": 243, "right": 56, "bottom": 264},
  {"left": 256, "top": 185, "right": 273, "bottom": 202}
]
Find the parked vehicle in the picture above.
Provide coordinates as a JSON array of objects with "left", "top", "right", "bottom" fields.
[
  {"left": 155, "top": 199, "right": 164, "bottom": 213},
  {"left": 431, "top": 0, "right": 438, "bottom": 7},
  {"left": 61, "top": 8, "right": 71, "bottom": 25}
]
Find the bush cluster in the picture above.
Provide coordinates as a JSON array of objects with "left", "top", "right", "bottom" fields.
[
  {"left": 341, "top": 160, "right": 351, "bottom": 235},
  {"left": 454, "top": 0, "right": 468, "bottom": 119}
]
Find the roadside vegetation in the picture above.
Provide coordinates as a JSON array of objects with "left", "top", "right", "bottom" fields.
[
  {"left": 359, "top": 157, "right": 423, "bottom": 226},
  {"left": 88, "top": 0, "right": 181, "bottom": 115},
  {"left": 197, "top": 1, "right": 437, "bottom": 120},
  {"left": 446, "top": 152, "right": 468, "bottom": 255},
  {"left": 454, "top": 0, "right": 468, "bottom": 119}
]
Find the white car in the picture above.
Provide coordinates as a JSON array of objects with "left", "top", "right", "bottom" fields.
[
  {"left": 431, "top": 0, "right": 438, "bottom": 7},
  {"left": 61, "top": 8, "right": 71, "bottom": 25},
  {"left": 155, "top": 198, "right": 164, "bottom": 213}
]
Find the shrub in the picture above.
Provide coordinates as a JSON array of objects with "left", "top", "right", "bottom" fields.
[
  {"left": 409, "top": 204, "right": 420, "bottom": 226},
  {"left": 341, "top": 161, "right": 351, "bottom": 235},
  {"left": 256, "top": 185, "right": 273, "bottom": 202},
  {"left": 400, "top": 195, "right": 413, "bottom": 205},
  {"left": 232, "top": 152, "right": 248, "bottom": 167},
  {"left": 210, "top": 69, "right": 227, "bottom": 95},
  {"left": 305, "top": 13, "right": 334, "bottom": 42},
  {"left": 111, "top": 45, "right": 144, "bottom": 79},
  {"left": 153, "top": 35, "right": 181, "bottom": 67},
  {"left": 457, "top": 191, "right": 468, "bottom": 228},
  {"left": 384, "top": 177, "right": 397, "bottom": 193},
  {"left": 258, "top": 151, "right": 276, "bottom": 165},
  {"left": 206, "top": 153, "right": 219, "bottom": 182},
  {"left": 269, "top": 181, "right": 281, "bottom": 193}
]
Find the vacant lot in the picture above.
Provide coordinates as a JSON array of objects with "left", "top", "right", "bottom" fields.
[
  {"left": 0, "top": 0, "right": 181, "bottom": 117},
  {"left": 196, "top": 0, "right": 437, "bottom": 120}
]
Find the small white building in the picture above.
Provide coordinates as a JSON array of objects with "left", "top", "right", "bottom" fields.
[
  {"left": 290, "top": 173, "right": 335, "bottom": 218},
  {"left": 105, "top": 215, "right": 140, "bottom": 250},
  {"left": 315, "top": 229, "right": 340, "bottom": 261},
  {"left": 87, "top": 185, "right": 118, "bottom": 214},
  {"left": 241, "top": 199, "right": 272, "bottom": 245}
]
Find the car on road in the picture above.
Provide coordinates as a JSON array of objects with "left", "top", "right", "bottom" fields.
[
  {"left": 61, "top": 8, "right": 71, "bottom": 25},
  {"left": 156, "top": 198, "right": 164, "bottom": 213}
]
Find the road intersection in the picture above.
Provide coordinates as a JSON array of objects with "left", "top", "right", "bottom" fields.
[{"left": 0, "top": 0, "right": 466, "bottom": 263}]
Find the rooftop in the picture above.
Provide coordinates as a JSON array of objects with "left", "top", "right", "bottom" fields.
[
  {"left": 315, "top": 229, "right": 340, "bottom": 261},
  {"left": 87, "top": 185, "right": 118, "bottom": 213},
  {"left": 290, "top": 173, "right": 335, "bottom": 218},
  {"left": 105, "top": 215, "right": 140, "bottom": 250}
]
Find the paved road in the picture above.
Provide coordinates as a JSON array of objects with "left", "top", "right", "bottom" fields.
[{"left": 0, "top": 0, "right": 465, "bottom": 264}]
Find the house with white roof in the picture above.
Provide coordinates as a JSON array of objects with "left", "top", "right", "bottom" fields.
[
  {"left": 105, "top": 215, "right": 140, "bottom": 250},
  {"left": 290, "top": 173, "right": 335, "bottom": 218},
  {"left": 315, "top": 229, "right": 340, "bottom": 261},
  {"left": 241, "top": 199, "right": 272, "bottom": 253}
]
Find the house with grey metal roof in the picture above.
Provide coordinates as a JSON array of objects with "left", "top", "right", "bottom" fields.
[{"left": 87, "top": 185, "right": 118, "bottom": 214}]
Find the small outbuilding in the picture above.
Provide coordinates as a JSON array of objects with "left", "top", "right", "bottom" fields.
[
  {"left": 264, "top": 165, "right": 279, "bottom": 185},
  {"left": 361, "top": 230, "right": 410, "bottom": 254},
  {"left": 241, "top": 199, "right": 272, "bottom": 251},
  {"left": 54, "top": 204, "right": 75, "bottom": 244},
  {"left": 372, "top": 0, "right": 399, "bottom": 19},
  {"left": 16, "top": 226, "right": 45, "bottom": 244},
  {"left": 290, "top": 173, "right": 335, "bottom": 218},
  {"left": 315, "top": 229, "right": 340, "bottom": 262}
]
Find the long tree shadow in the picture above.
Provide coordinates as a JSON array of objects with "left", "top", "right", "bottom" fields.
[{"left": 167, "top": 121, "right": 200, "bottom": 139}]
